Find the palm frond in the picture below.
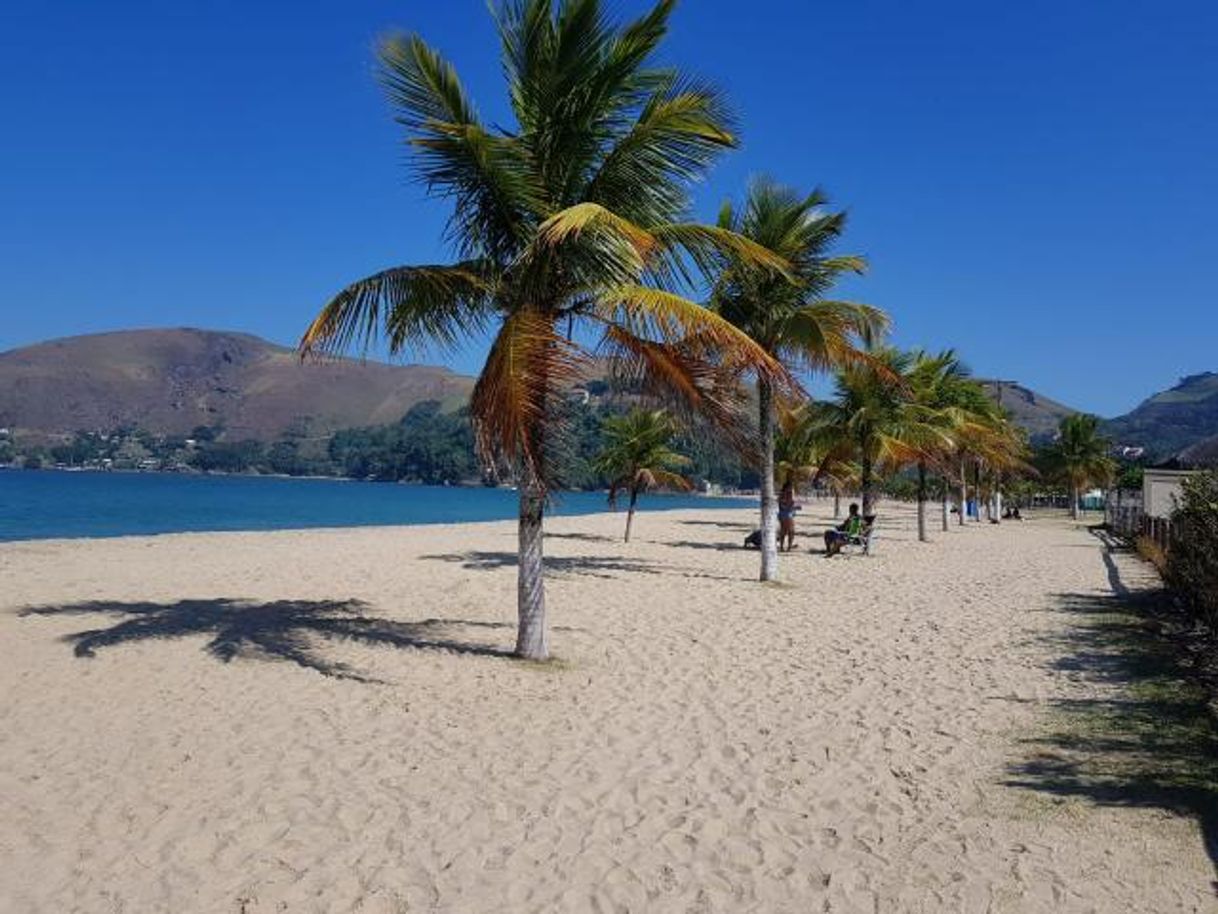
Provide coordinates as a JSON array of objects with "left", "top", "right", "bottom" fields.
[
  {"left": 593, "top": 284, "right": 796, "bottom": 388},
  {"left": 598, "top": 325, "right": 751, "bottom": 443},
  {"left": 300, "top": 263, "right": 494, "bottom": 357},
  {"left": 650, "top": 222, "right": 792, "bottom": 285},
  {"left": 470, "top": 309, "right": 585, "bottom": 488},
  {"left": 378, "top": 34, "right": 534, "bottom": 258},
  {"left": 586, "top": 78, "right": 735, "bottom": 222}
]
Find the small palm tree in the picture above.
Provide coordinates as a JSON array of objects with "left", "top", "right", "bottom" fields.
[
  {"left": 1048, "top": 414, "right": 1116, "bottom": 519},
  {"left": 774, "top": 405, "right": 822, "bottom": 490},
  {"left": 301, "top": 0, "right": 789, "bottom": 660},
  {"left": 596, "top": 409, "right": 692, "bottom": 541},
  {"left": 938, "top": 378, "right": 1004, "bottom": 527},
  {"left": 711, "top": 178, "right": 887, "bottom": 581},
  {"left": 811, "top": 347, "right": 949, "bottom": 519},
  {"left": 905, "top": 350, "right": 971, "bottom": 541},
  {"left": 904, "top": 350, "right": 1026, "bottom": 540}
]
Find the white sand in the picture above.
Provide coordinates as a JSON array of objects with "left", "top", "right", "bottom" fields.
[{"left": 1, "top": 501, "right": 1213, "bottom": 913}]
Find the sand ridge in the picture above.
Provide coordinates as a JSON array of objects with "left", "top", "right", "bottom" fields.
[{"left": 0, "top": 502, "right": 1213, "bottom": 912}]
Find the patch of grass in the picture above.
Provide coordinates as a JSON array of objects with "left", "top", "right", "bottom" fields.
[
  {"left": 515, "top": 656, "right": 577, "bottom": 673},
  {"left": 1008, "top": 587, "right": 1218, "bottom": 868},
  {"left": 1135, "top": 535, "right": 1168, "bottom": 574}
]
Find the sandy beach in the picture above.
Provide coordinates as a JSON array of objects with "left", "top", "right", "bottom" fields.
[{"left": 1, "top": 501, "right": 1213, "bottom": 913}]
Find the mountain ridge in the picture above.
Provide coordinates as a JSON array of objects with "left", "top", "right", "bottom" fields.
[
  {"left": 0, "top": 328, "right": 475, "bottom": 441},
  {"left": 1102, "top": 372, "right": 1218, "bottom": 458},
  {"left": 2, "top": 329, "right": 1214, "bottom": 458}
]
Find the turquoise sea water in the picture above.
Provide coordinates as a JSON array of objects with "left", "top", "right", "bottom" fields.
[{"left": 0, "top": 470, "right": 745, "bottom": 542}]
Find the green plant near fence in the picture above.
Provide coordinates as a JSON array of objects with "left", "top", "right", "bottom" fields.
[{"left": 1165, "top": 470, "right": 1218, "bottom": 633}]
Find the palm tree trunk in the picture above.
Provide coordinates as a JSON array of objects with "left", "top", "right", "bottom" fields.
[
  {"left": 958, "top": 457, "right": 967, "bottom": 526},
  {"left": 917, "top": 461, "right": 928, "bottom": 542},
  {"left": 516, "top": 480, "right": 548, "bottom": 661},
  {"left": 833, "top": 492, "right": 841, "bottom": 519},
  {"left": 861, "top": 451, "right": 875, "bottom": 517},
  {"left": 1071, "top": 484, "right": 1081, "bottom": 520},
  {"left": 758, "top": 378, "right": 779, "bottom": 582},
  {"left": 973, "top": 461, "right": 983, "bottom": 523},
  {"left": 941, "top": 479, "right": 950, "bottom": 532},
  {"left": 624, "top": 486, "right": 638, "bottom": 543}
]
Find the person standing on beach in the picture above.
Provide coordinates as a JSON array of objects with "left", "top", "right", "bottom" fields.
[{"left": 778, "top": 480, "right": 799, "bottom": 552}]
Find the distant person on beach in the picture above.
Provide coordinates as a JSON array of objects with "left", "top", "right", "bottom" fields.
[
  {"left": 778, "top": 480, "right": 799, "bottom": 552},
  {"left": 824, "top": 502, "right": 863, "bottom": 557}
]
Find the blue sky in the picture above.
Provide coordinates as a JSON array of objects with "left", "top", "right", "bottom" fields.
[{"left": 1, "top": 0, "right": 1215, "bottom": 416}]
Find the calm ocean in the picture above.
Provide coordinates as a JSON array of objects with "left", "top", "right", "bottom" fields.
[{"left": 0, "top": 470, "right": 746, "bottom": 542}]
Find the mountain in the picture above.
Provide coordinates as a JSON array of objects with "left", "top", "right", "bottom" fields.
[
  {"left": 1103, "top": 372, "right": 1218, "bottom": 459},
  {"left": 1177, "top": 433, "right": 1218, "bottom": 469},
  {"left": 977, "top": 380, "right": 1077, "bottom": 441},
  {"left": 0, "top": 329, "right": 475, "bottom": 441}
]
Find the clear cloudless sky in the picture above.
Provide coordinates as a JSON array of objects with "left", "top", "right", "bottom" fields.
[{"left": 1, "top": 0, "right": 1215, "bottom": 415}]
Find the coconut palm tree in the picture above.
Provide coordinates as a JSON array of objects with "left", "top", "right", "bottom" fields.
[
  {"left": 774, "top": 405, "right": 822, "bottom": 490},
  {"left": 710, "top": 179, "right": 887, "bottom": 581},
  {"left": 1047, "top": 414, "right": 1115, "bottom": 519},
  {"left": 301, "top": 0, "right": 789, "bottom": 660},
  {"left": 810, "top": 347, "right": 960, "bottom": 522},
  {"left": 905, "top": 350, "right": 972, "bottom": 542},
  {"left": 596, "top": 408, "right": 692, "bottom": 541},
  {"left": 903, "top": 350, "right": 1026, "bottom": 540},
  {"left": 937, "top": 379, "right": 1004, "bottom": 527}
]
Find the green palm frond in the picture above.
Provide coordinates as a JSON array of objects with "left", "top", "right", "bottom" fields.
[
  {"left": 595, "top": 407, "right": 692, "bottom": 495},
  {"left": 709, "top": 178, "right": 882, "bottom": 371},
  {"left": 1045, "top": 413, "right": 1116, "bottom": 489},
  {"left": 300, "top": 262, "right": 495, "bottom": 357},
  {"left": 378, "top": 35, "right": 535, "bottom": 259}
]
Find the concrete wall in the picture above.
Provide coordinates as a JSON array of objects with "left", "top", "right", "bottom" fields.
[{"left": 1143, "top": 469, "right": 1194, "bottom": 518}]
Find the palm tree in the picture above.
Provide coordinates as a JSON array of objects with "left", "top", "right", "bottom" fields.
[
  {"left": 905, "top": 350, "right": 972, "bottom": 542},
  {"left": 710, "top": 179, "right": 887, "bottom": 581},
  {"left": 903, "top": 350, "right": 1025, "bottom": 540},
  {"left": 596, "top": 408, "right": 692, "bottom": 541},
  {"left": 811, "top": 347, "right": 962, "bottom": 523},
  {"left": 1048, "top": 414, "right": 1115, "bottom": 519},
  {"left": 938, "top": 379, "right": 1004, "bottom": 527},
  {"left": 777, "top": 404, "right": 858, "bottom": 516},
  {"left": 774, "top": 405, "right": 821, "bottom": 490},
  {"left": 300, "top": 0, "right": 789, "bottom": 660}
]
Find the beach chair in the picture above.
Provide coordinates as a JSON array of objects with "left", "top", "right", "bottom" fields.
[{"left": 840, "top": 518, "right": 877, "bottom": 556}]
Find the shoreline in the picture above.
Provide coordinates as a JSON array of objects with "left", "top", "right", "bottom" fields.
[{"left": 0, "top": 473, "right": 755, "bottom": 545}]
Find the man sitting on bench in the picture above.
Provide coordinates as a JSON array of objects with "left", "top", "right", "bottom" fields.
[{"left": 824, "top": 503, "right": 866, "bottom": 557}]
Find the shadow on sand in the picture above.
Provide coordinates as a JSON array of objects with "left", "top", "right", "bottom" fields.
[
  {"left": 18, "top": 599, "right": 516, "bottom": 682},
  {"left": 679, "top": 519, "right": 755, "bottom": 532},
  {"left": 421, "top": 550, "right": 739, "bottom": 582},
  {"left": 545, "top": 531, "right": 620, "bottom": 544},
  {"left": 659, "top": 539, "right": 746, "bottom": 553},
  {"left": 1006, "top": 529, "right": 1218, "bottom": 883}
]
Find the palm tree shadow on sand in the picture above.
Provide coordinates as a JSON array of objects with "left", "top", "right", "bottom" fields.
[
  {"left": 420, "top": 551, "right": 739, "bottom": 582},
  {"left": 17, "top": 599, "right": 521, "bottom": 682},
  {"left": 1005, "top": 530, "right": 1218, "bottom": 885}
]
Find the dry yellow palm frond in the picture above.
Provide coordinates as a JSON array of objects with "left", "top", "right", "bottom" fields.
[
  {"left": 536, "top": 202, "right": 658, "bottom": 258},
  {"left": 599, "top": 325, "right": 750, "bottom": 444},
  {"left": 593, "top": 284, "right": 796, "bottom": 390},
  {"left": 470, "top": 310, "right": 585, "bottom": 482},
  {"left": 642, "top": 467, "right": 695, "bottom": 491}
]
